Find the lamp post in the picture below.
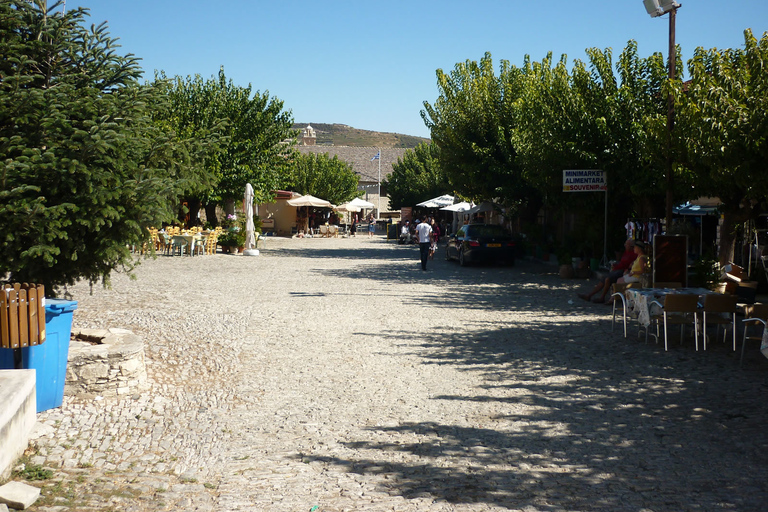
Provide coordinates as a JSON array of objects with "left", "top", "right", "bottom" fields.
[{"left": 644, "top": 0, "right": 680, "bottom": 233}]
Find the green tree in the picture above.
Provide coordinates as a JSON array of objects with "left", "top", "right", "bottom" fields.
[
  {"left": 0, "top": 0, "right": 209, "bottom": 292},
  {"left": 421, "top": 53, "right": 535, "bottom": 215},
  {"left": 156, "top": 69, "right": 297, "bottom": 223},
  {"left": 675, "top": 29, "right": 768, "bottom": 263},
  {"left": 284, "top": 152, "right": 359, "bottom": 206},
  {"left": 384, "top": 142, "right": 449, "bottom": 209},
  {"left": 516, "top": 43, "right": 671, "bottom": 225}
]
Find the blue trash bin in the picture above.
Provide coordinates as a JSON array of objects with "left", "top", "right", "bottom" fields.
[{"left": 0, "top": 298, "right": 78, "bottom": 412}]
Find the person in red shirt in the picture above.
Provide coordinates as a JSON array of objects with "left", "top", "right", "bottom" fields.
[{"left": 578, "top": 239, "right": 637, "bottom": 303}]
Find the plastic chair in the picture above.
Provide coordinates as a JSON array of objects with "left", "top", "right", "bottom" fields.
[
  {"left": 649, "top": 294, "right": 700, "bottom": 351},
  {"left": 740, "top": 303, "right": 768, "bottom": 366},
  {"left": 701, "top": 293, "right": 738, "bottom": 350},
  {"left": 170, "top": 235, "right": 188, "bottom": 256},
  {"left": 193, "top": 236, "right": 206, "bottom": 256}
]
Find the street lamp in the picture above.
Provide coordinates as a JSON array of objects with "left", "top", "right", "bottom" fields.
[{"left": 644, "top": 0, "right": 680, "bottom": 233}]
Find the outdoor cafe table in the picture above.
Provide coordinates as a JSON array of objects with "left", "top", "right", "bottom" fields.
[
  {"left": 626, "top": 287, "right": 718, "bottom": 328},
  {"left": 164, "top": 232, "right": 204, "bottom": 256}
]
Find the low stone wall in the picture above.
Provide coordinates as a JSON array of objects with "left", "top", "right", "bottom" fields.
[{"left": 66, "top": 328, "right": 148, "bottom": 397}]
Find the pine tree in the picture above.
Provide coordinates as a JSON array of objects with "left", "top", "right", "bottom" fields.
[{"left": 0, "top": 0, "right": 209, "bottom": 292}]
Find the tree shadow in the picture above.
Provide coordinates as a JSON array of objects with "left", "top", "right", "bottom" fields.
[{"left": 301, "top": 316, "right": 768, "bottom": 510}]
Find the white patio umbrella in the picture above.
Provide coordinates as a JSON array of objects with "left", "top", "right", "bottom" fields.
[
  {"left": 348, "top": 197, "right": 375, "bottom": 209},
  {"left": 440, "top": 201, "right": 473, "bottom": 212},
  {"left": 287, "top": 194, "right": 334, "bottom": 234},
  {"left": 286, "top": 194, "right": 333, "bottom": 208},
  {"left": 416, "top": 194, "right": 454, "bottom": 208},
  {"left": 335, "top": 202, "right": 361, "bottom": 212},
  {"left": 243, "top": 183, "right": 259, "bottom": 256}
]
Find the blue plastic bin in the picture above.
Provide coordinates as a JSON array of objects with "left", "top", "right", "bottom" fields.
[{"left": 0, "top": 298, "right": 78, "bottom": 412}]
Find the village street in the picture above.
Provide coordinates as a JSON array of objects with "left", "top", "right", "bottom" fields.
[{"left": 23, "top": 235, "right": 768, "bottom": 511}]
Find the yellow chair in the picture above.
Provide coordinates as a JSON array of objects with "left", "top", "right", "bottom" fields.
[{"left": 205, "top": 233, "right": 219, "bottom": 255}]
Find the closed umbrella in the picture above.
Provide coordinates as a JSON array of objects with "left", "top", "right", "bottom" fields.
[{"left": 243, "top": 183, "right": 258, "bottom": 256}]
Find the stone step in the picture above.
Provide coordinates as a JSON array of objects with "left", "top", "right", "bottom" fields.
[{"left": 0, "top": 370, "right": 36, "bottom": 481}]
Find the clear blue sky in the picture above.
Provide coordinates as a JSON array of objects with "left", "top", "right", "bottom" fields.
[{"left": 71, "top": 1, "right": 768, "bottom": 139}]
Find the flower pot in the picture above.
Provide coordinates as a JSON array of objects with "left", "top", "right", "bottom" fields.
[{"left": 559, "top": 264, "right": 575, "bottom": 279}]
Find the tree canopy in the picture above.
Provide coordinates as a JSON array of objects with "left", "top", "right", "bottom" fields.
[
  {"left": 0, "top": 0, "right": 210, "bottom": 291},
  {"left": 384, "top": 142, "right": 449, "bottom": 209},
  {"left": 675, "top": 29, "right": 768, "bottom": 262},
  {"left": 284, "top": 152, "right": 359, "bottom": 206},
  {"left": 421, "top": 53, "right": 532, "bottom": 213},
  {"left": 155, "top": 68, "right": 297, "bottom": 207}
]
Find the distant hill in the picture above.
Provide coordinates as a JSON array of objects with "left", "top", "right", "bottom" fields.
[{"left": 292, "top": 123, "right": 429, "bottom": 149}]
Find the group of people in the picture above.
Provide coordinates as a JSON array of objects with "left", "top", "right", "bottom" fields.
[{"left": 577, "top": 238, "right": 649, "bottom": 304}]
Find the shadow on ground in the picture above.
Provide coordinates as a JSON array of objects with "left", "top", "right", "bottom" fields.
[
  {"left": 283, "top": 243, "right": 768, "bottom": 510},
  {"left": 306, "top": 322, "right": 768, "bottom": 509}
]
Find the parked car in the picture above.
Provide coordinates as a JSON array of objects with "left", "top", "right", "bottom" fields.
[{"left": 445, "top": 224, "right": 516, "bottom": 266}]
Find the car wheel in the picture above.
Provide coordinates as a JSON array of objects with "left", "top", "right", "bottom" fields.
[{"left": 459, "top": 248, "right": 468, "bottom": 267}]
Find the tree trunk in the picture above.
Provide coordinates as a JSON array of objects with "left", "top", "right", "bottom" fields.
[
  {"left": 186, "top": 198, "right": 202, "bottom": 227},
  {"left": 224, "top": 199, "right": 235, "bottom": 216},
  {"left": 718, "top": 207, "right": 752, "bottom": 266},
  {"left": 204, "top": 204, "right": 219, "bottom": 228},
  {"left": 718, "top": 212, "right": 736, "bottom": 266}
]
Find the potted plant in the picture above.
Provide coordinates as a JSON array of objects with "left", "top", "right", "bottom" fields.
[{"left": 217, "top": 229, "right": 245, "bottom": 254}]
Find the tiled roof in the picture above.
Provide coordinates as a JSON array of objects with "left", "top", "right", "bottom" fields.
[{"left": 296, "top": 146, "right": 407, "bottom": 183}]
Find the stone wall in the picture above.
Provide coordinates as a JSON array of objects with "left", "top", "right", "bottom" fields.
[{"left": 66, "top": 328, "right": 148, "bottom": 397}]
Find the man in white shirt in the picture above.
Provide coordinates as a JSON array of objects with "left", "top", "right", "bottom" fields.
[{"left": 415, "top": 216, "right": 433, "bottom": 270}]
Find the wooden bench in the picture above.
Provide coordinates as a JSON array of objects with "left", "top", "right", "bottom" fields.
[{"left": 1, "top": 284, "right": 46, "bottom": 349}]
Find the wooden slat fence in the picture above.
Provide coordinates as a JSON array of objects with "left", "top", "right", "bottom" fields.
[{"left": 0, "top": 283, "right": 46, "bottom": 349}]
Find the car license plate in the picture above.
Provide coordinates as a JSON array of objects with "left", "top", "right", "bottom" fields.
[{"left": 486, "top": 243, "right": 501, "bottom": 248}]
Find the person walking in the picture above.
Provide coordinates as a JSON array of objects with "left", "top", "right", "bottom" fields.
[
  {"left": 429, "top": 219, "right": 441, "bottom": 260},
  {"left": 415, "top": 216, "right": 433, "bottom": 271},
  {"left": 367, "top": 214, "right": 376, "bottom": 238}
]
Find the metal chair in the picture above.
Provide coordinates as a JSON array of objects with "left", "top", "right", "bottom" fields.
[
  {"left": 648, "top": 294, "right": 700, "bottom": 351},
  {"left": 740, "top": 303, "right": 768, "bottom": 366},
  {"left": 701, "top": 293, "right": 738, "bottom": 350},
  {"left": 610, "top": 282, "right": 642, "bottom": 338}
]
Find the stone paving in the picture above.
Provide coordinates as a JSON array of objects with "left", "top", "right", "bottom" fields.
[{"left": 8, "top": 235, "right": 768, "bottom": 511}]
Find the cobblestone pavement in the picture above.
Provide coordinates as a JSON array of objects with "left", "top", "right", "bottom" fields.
[{"left": 11, "top": 236, "right": 768, "bottom": 511}]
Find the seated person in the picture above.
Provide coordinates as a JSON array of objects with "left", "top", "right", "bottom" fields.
[
  {"left": 617, "top": 241, "right": 649, "bottom": 284},
  {"left": 578, "top": 239, "right": 637, "bottom": 303}
]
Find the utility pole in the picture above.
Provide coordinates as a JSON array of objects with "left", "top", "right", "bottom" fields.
[{"left": 644, "top": 0, "right": 680, "bottom": 232}]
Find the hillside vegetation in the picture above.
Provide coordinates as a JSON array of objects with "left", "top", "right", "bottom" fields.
[{"left": 292, "top": 123, "right": 429, "bottom": 148}]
